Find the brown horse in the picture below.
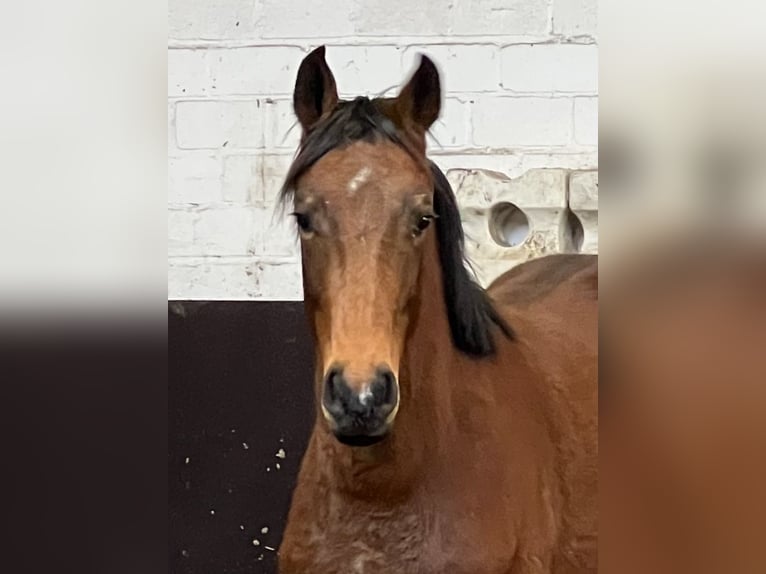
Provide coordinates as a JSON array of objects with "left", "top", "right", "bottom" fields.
[{"left": 278, "top": 46, "right": 598, "bottom": 574}]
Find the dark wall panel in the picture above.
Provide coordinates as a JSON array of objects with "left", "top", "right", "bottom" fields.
[{"left": 169, "top": 302, "right": 315, "bottom": 574}]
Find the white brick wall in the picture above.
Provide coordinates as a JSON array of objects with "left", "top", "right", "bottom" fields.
[{"left": 168, "top": 0, "right": 598, "bottom": 300}]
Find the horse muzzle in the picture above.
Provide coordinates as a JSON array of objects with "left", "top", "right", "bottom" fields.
[{"left": 320, "top": 363, "right": 400, "bottom": 447}]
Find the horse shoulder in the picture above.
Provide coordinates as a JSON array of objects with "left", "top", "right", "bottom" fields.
[{"left": 489, "top": 254, "right": 598, "bottom": 573}]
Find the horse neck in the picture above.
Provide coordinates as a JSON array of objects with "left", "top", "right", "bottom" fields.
[{"left": 311, "top": 231, "right": 458, "bottom": 500}]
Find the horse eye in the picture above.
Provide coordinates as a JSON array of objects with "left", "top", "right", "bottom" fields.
[
  {"left": 292, "top": 212, "right": 312, "bottom": 233},
  {"left": 413, "top": 215, "right": 433, "bottom": 236}
]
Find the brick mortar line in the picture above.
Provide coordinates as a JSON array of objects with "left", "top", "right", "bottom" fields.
[
  {"left": 168, "top": 93, "right": 598, "bottom": 101},
  {"left": 169, "top": 255, "right": 300, "bottom": 264},
  {"left": 168, "top": 150, "right": 598, "bottom": 157},
  {"left": 168, "top": 203, "right": 280, "bottom": 209},
  {"left": 171, "top": 148, "right": 598, "bottom": 155},
  {"left": 167, "top": 36, "right": 597, "bottom": 49},
  {"left": 169, "top": 148, "right": 598, "bottom": 156}
]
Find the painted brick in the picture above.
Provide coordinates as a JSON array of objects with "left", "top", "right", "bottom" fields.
[
  {"left": 256, "top": 261, "right": 304, "bottom": 300},
  {"left": 574, "top": 97, "right": 598, "bottom": 146},
  {"left": 169, "top": 0, "right": 259, "bottom": 40},
  {"left": 472, "top": 97, "right": 573, "bottom": 147},
  {"left": 403, "top": 45, "right": 500, "bottom": 93},
  {"left": 261, "top": 213, "right": 300, "bottom": 258},
  {"left": 169, "top": 153, "right": 222, "bottom": 203},
  {"left": 169, "top": 48, "right": 304, "bottom": 97},
  {"left": 263, "top": 99, "right": 302, "bottom": 150},
  {"left": 215, "top": 47, "right": 304, "bottom": 95},
  {"left": 428, "top": 98, "right": 470, "bottom": 149},
  {"left": 262, "top": 155, "right": 295, "bottom": 204},
  {"left": 168, "top": 50, "right": 212, "bottom": 98},
  {"left": 169, "top": 206, "right": 260, "bottom": 257},
  {"left": 328, "top": 46, "right": 407, "bottom": 97},
  {"left": 171, "top": 0, "right": 553, "bottom": 41},
  {"left": 176, "top": 100, "right": 263, "bottom": 149},
  {"left": 553, "top": 0, "right": 598, "bottom": 38},
  {"left": 350, "top": 0, "right": 450, "bottom": 36},
  {"left": 501, "top": 44, "right": 598, "bottom": 93},
  {"left": 168, "top": 209, "right": 197, "bottom": 256},
  {"left": 256, "top": 0, "right": 356, "bottom": 38},
  {"left": 517, "top": 152, "right": 598, "bottom": 174},
  {"left": 192, "top": 206, "right": 259, "bottom": 255},
  {"left": 449, "top": 0, "right": 549, "bottom": 36},
  {"left": 427, "top": 154, "right": 522, "bottom": 175},
  {"left": 168, "top": 257, "right": 261, "bottom": 299},
  {"left": 222, "top": 155, "right": 263, "bottom": 204},
  {"left": 433, "top": 152, "right": 599, "bottom": 180},
  {"left": 168, "top": 102, "right": 178, "bottom": 154}
]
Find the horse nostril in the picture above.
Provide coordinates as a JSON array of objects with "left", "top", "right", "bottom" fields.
[
  {"left": 372, "top": 366, "right": 398, "bottom": 406},
  {"left": 324, "top": 365, "right": 344, "bottom": 402},
  {"left": 323, "top": 365, "right": 351, "bottom": 415}
]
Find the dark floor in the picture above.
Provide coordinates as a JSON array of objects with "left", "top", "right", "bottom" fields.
[{"left": 169, "top": 302, "right": 315, "bottom": 574}]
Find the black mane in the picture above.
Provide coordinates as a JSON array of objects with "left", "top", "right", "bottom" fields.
[
  {"left": 279, "top": 96, "right": 512, "bottom": 356},
  {"left": 429, "top": 162, "right": 514, "bottom": 354}
]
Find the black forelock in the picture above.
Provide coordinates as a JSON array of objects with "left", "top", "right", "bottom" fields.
[{"left": 279, "top": 96, "right": 408, "bottom": 205}]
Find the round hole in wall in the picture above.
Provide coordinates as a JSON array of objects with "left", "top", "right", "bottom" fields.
[
  {"left": 489, "top": 202, "right": 530, "bottom": 248},
  {"left": 566, "top": 208, "right": 584, "bottom": 252}
]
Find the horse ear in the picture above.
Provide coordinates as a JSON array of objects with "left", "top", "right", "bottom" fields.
[
  {"left": 396, "top": 55, "right": 441, "bottom": 132},
  {"left": 293, "top": 46, "right": 339, "bottom": 131}
]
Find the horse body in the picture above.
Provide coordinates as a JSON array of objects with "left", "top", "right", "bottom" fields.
[
  {"left": 277, "top": 47, "right": 597, "bottom": 574},
  {"left": 281, "top": 253, "right": 597, "bottom": 574}
]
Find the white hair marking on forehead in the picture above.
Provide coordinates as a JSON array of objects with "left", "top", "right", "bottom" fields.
[{"left": 347, "top": 166, "right": 373, "bottom": 195}]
